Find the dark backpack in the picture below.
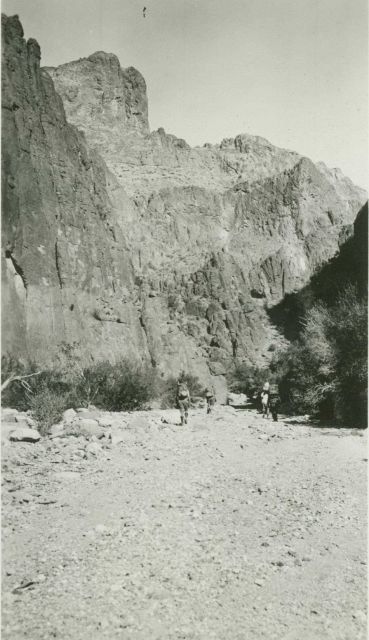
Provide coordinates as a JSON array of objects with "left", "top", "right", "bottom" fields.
[{"left": 178, "top": 384, "right": 189, "bottom": 399}]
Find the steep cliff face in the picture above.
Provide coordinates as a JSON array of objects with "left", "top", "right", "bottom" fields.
[
  {"left": 2, "top": 15, "right": 367, "bottom": 396},
  {"left": 1, "top": 15, "right": 149, "bottom": 366}
]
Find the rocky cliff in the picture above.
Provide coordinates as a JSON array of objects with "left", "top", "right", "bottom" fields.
[{"left": 2, "top": 14, "right": 367, "bottom": 397}]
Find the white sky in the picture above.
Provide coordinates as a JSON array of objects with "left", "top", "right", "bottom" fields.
[{"left": 3, "top": 0, "right": 368, "bottom": 189}]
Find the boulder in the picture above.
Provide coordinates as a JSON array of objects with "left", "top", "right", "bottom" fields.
[
  {"left": 97, "top": 416, "right": 113, "bottom": 428},
  {"left": 227, "top": 392, "right": 248, "bottom": 406},
  {"left": 63, "top": 408, "right": 77, "bottom": 424},
  {"left": 1, "top": 421, "right": 17, "bottom": 442},
  {"left": 9, "top": 428, "right": 41, "bottom": 443},
  {"left": 77, "top": 418, "right": 104, "bottom": 439},
  {"left": 1, "top": 408, "right": 19, "bottom": 422},
  {"left": 110, "top": 428, "right": 125, "bottom": 446},
  {"left": 50, "top": 423, "right": 65, "bottom": 438},
  {"left": 13, "top": 417, "right": 32, "bottom": 429}
]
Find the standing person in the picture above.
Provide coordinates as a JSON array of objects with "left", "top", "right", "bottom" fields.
[
  {"left": 176, "top": 379, "right": 190, "bottom": 425},
  {"left": 205, "top": 383, "right": 216, "bottom": 414},
  {"left": 261, "top": 381, "right": 270, "bottom": 418},
  {"left": 268, "top": 384, "right": 280, "bottom": 422}
]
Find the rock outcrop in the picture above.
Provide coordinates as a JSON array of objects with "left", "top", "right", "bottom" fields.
[{"left": 2, "top": 14, "right": 367, "bottom": 394}]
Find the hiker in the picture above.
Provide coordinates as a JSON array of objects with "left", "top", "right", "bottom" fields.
[
  {"left": 176, "top": 379, "right": 190, "bottom": 425},
  {"left": 205, "top": 384, "right": 216, "bottom": 414},
  {"left": 268, "top": 384, "right": 280, "bottom": 422},
  {"left": 261, "top": 381, "right": 270, "bottom": 418}
]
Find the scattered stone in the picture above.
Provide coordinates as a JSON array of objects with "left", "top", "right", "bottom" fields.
[{"left": 9, "top": 428, "right": 41, "bottom": 443}]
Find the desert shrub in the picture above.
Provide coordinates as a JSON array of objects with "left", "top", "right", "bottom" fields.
[
  {"left": 272, "top": 304, "right": 336, "bottom": 416},
  {"left": 1, "top": 354, "right": 160, "bottom": 415},
  {"left": 273, "top": 285, "right": 367, "bottom": 426},
  {"left": 88, "top": 361, "right": 159, "bottom": 411},
  {"left": 160, "top": 371, "right": 205, "bottom": 408},
  {"left": 327, "top": 285, "right": 367, "bottom": 425},
  {"left": 29, "top": 387, "right": 74, "bottom": 435},
  {"left": 1, "top": 356, "right": 44, "bottom": 410},
  {"left": 227, "top": 363, "right": 270, "bottom": 398}
]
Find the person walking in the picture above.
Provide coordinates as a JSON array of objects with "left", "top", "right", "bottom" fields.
[
  {"left": 261, "top": 381, "right": 270, "bottom": 418},
  {"left": 176, "top": 379, "right": 190, "bottom": 425},
  {"left": 205, "top": 384, "right": 216, "bottom": 414},
  {"left": 268, "top": 384, "right": 280, "bottom": 422}
]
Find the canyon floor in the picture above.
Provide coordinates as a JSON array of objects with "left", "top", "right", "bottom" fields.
[{"left": 1, "top": 406, "right": 367, "bottom": 640}]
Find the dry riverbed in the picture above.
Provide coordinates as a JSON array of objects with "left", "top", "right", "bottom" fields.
[{"left": 1, "top": 405, "right": 367, "bottom": 640}]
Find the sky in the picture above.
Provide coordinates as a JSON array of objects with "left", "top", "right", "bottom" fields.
[{"left": 3, "top": 0, "right": 368, "bottom": 189}]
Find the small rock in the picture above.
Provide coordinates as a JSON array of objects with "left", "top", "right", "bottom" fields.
[
  {"left": 16, "top": 491, "right": 33, "bottom": 504},
  {"left": 254, "top": 579, "right": 264, "bottom": 587},
  {"left": 110, "top": 428, "right": 125, "bottom": 446},
  {"left": 9, "top": 428, "right": 41, "bottom": 443},
  {"left": 62, "top": 408, "right": 77, "bottom": 423},
  {"left": 98, "top": 417, "right": 113, "bottom": 428},
  {"left": 352, "top": 610, "right": 366, "bottom": 623},
  {"left": 85, "top": 442, "right": 102, "bottom": 456},
  {"left": 95, "top": 524, "right": 110, "bottom": 535}
]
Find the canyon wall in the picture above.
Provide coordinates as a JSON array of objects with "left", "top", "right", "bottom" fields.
[{"left": 2, "top": 14, "right": 366, "bottom": 397}]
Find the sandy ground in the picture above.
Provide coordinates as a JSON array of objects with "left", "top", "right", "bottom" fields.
[{"left": 1, "top": 406, "right": 367, "bottom": 640}]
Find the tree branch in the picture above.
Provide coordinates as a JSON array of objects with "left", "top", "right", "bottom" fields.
[{"left": 1, "top": 371, "right": 42, "bottom": 392}]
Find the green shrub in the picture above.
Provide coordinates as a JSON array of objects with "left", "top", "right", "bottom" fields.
[
  {"left": 91, "top": 362, "right": 159, "bottom": 411},
  {"left": 1, "top": 355, "right": 160, "bottom": 416},
  {"left": 273, "top": 285, "right": 367, "bottom": 426},
  {"left": 226, "top": 363, "right": 270, "bottom": 398},
  {"left": 1, "top": 356, "right": 41, "bottom": 411},
  {"left": 29, "top": 387, "right": 74, "bottom": 436}
]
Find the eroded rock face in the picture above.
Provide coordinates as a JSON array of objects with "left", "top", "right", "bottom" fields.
[
  {"left": 1, "top": 14, "right": 149, "bottom": 366},
  {"left": 2, "top": 14, "right": 367, "bottom": 388}
]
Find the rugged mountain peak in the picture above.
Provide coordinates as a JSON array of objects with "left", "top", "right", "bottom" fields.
[{"left": 45, "top": 52, "right": 149, "bottom": 142}]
